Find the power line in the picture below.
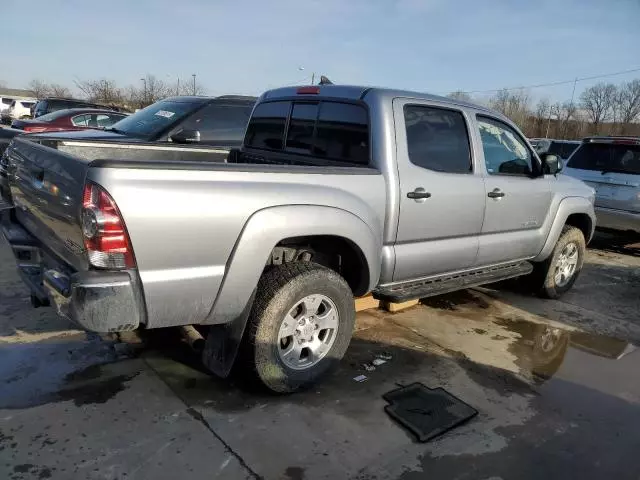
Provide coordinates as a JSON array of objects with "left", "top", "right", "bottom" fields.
[{"left": 458, "top": 67, "right": 640, "bottom": 95}]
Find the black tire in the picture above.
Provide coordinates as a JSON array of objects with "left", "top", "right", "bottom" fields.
[
  {"left": 237, "top": 262, "right": 355, "bottom": 393},
  {"left": 528, "top": 226, "right": 586, "bottom": 299}
]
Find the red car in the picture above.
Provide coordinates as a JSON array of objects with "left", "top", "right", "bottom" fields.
[{"left": 10, "top": 108, "right": 129, "bottom": 133}]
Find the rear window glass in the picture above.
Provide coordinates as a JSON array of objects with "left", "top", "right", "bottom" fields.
[
  {"left": 20, "top": 102, "right": 35, "bottom": 108},
  {"left": 548, "top": 141, "right": 580, "bottom": 159},
  {"left": 314, "top": 103, "right": 368, "bottom": 164},
  {"left": 245, "top": 100, "right": 369, "bottom": 165},
  {"left": 286, "top": 102, "right": 318, "bottom": 153},
  {"left": 1, "top": 98, "right": 13, "bottom": 105},
  {"left": 567, "top": 143, "right": 640, "bottom": 175},
  {"left": 245, "top": 101, "right": 290, "bottom": 150}
]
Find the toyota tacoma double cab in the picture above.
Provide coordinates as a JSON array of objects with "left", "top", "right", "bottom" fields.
[{"left": 1, "top": 85, "right": 596, "bottom": 392}]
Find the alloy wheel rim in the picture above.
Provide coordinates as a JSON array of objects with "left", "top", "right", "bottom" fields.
[
  {"left": 277, "top": 294, "right": 339, "bottom": 370},
  {"left": 554, "top": 242, "right": 579, "bottom": 287}
]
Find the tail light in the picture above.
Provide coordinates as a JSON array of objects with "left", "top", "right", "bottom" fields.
[
  {"left": 23, "top": 126, "right": 49, "bottom": 133},
  {"left": 82, "top": 183, "right": 135, "bottom": 269}
]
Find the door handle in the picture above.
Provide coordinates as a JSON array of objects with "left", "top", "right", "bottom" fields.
[
  {"left": 487, "top": 188, "right": 505, "bottom": 199},
  {"left": 407, "top": 188, "right": 431, "bottom": 200}
]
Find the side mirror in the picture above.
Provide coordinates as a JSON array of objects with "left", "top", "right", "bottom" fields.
[
  {"left": 170, "top": 129, "right": 200, "bottom": 144},
  {"left": 541, "top": 153, "right": 563, "bottom": 175}
]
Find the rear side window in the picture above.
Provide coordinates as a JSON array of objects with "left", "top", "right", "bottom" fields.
[
  {"left": 1, "top": 98, "right": 12, "bottom": 106},
  {"left": 245, "top": 100, "right": 369, "bottom": 165},
  {"left": 404, "top": 105, "right": 472, "bottom": 173},
  {"left": 568, "top": 143, "right": 640, "bottom": 175},
  {"left": 245, "top": 101, "right": 290, "bottom": 150}
]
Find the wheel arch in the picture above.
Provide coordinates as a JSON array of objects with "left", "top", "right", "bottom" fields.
[
  {"left": 204, "top": 204, "right": 382, "bottom": 326},
  {"left": 533, "top": 197, "right": 596, "bottom": 262}
]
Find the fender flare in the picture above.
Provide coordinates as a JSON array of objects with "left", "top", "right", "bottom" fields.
[
  {"left": 200, "top": 204, "right": 381, "bottom": 377},
  {"left": 533, "top": 196, "right": 596, "bottom": 262}
]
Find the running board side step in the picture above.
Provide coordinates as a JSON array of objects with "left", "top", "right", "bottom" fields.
[{"left": 373, "top": 262, "right": 533, "bottom": 303}]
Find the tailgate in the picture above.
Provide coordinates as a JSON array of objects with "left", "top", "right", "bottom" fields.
[{"left": 5, "top": 136, "right": 89, "bottom": 271}]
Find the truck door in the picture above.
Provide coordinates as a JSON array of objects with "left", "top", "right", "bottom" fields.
[
  {"left": 474, "top": 114, "right": 553, "bottom": 265},
  {"left": 392, "top": 99, "right": 486, "bottom": 282}
]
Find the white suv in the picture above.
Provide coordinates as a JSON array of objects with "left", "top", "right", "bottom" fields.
[{"left": 1, "top": 99, "right": 36, "bottom": 124}]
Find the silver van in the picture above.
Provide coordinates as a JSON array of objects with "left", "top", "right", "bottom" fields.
[{"left": 563, "top": 137, "right": 640, "bottom": 234}]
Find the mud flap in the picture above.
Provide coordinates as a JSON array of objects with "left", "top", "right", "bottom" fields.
[{"left": 201, "top": 291, "right": 256, "bottom": 378}]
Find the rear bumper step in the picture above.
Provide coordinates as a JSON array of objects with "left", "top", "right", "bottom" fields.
[{"left": 373, "top": 261, "right": 533, "bottom": 303}]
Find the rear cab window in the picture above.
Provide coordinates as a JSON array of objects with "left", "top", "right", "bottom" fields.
[
  {"left": 244, "top": 99, "right": 370, "bottom": 165},
  {"left": 568, "top": 142, "right": 640, "bottom": 175}
]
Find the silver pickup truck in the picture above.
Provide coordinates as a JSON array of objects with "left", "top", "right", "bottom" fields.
[{"left": 1, "top": 85, "right": 596, "bottom": 392}]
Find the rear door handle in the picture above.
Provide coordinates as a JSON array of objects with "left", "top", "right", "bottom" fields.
[
  {"left": 407, "top": 188, "right": 431, "bottom": 200},
  {"left": 487, "top": 188, "right": 505, "bottom": 199}
]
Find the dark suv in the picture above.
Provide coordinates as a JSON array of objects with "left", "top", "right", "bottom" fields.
[{"left": 32, "top": 98, "right": 123, "bottom": 118}]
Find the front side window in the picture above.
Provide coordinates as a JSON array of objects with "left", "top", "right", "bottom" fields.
[
  {"left": 403, "top": 105, "right": 472, "bottom": 173},
  {"left": 477, "top": 116, "right": 533, "bottom": 176}
]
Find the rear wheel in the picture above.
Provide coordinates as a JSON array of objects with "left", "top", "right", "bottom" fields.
[
  {"left": 238, "top": 262, "right": 355, "bottom": 393},
  {"left": 528, "top": 226, "right": 586, "bottom": 299}
]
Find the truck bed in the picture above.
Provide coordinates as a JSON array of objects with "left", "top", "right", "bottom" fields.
[{"left": 2, "top": 135, "right": 386, "bottom": 330}]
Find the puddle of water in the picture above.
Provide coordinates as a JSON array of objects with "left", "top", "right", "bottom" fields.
[
  {"left": 0, "top": 337, "right": 138, "bottom": 409},
  {"left": 495, "top": 316, "right": 637, "bottom": 386}
]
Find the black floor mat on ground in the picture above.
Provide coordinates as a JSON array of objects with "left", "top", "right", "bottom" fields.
[{"left": 383, "top": 382, "right": 478, "bottom": 442}]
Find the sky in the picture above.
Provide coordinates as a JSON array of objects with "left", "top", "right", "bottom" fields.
[{"left": 2, "top": 0, "right": 639, "bottom": 104}]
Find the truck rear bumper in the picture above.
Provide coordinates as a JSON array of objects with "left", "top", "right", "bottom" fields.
[
  {"left": 2, "top": 215, "right": 143, "bottom": 332},
  {"left": 595, "top": 206, "right": 640, "bottom": 234}
]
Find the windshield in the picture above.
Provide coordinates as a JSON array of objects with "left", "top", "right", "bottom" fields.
[
  {"left": 107, "top": 101, "right": 197, "bottom": 139},
  {"left": 567, "top": 143, "right": 640, "bottom": 175}
]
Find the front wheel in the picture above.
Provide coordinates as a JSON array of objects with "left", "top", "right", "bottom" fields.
[
  {"left": 528, "top": 226, "right": 586, "bottom": 299},
  {"left": 238, "top": 262, "right": 355, "bottom": 393}
]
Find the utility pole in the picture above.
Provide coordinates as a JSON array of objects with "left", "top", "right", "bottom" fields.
[
  {"left": 177, "top": 77, "right": 180, "bottom": 96},
  {"left": 140, "top": 78, "right": 147, "bottom": 106},
  {"left": 192, "top": 74, "right": 196, "bottom": 95},
  {"left": 545, "top": 105, "right": 552, "bottom": 138},
  {"left": 311, "top": 73, "right": 315, "bottom": 85}
]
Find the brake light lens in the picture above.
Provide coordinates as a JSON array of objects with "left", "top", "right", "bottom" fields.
[
  {"left": 297, "top": 86, "right": 320, "bottom": 95},
  {"left": 23, "top": 126, "right": 49, "bottom": 133},
  {"left": 82, "top": 183, "right": 135, "bottom": 269}
]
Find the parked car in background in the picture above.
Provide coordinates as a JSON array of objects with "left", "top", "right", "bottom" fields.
[
  {"left": 0, "top": 97, "right": 15, "bottom": 115},
  {"left": 1, "top": 99, "right": 37, "bottom": 124},
  {"left": 32, "top": 97, "right": 124, "bottom": 118},
  {"left": 30, "top": 95, "right": 257, "bottom": 146},
  {"left": 530, "top": 138, "right": 581, "bottom": 162},
  {"left": 10, "top": 108, "right": 128, "bottom": 133},
  {"left": 0, "top": 95, "right": 256, "bottom": 160},
  {"left": 563, "top": 137, "right": 640, "bottom": 234},
  {"left": 1, "top": 85, "right": 595, "bottom": 393}
]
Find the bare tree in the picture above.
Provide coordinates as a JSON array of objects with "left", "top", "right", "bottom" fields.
[
  {"left": 75, "top": 78, "right": 124, "bottom": 105},
  {"left": 534, "top": 99, "right": 551, "bottom": 137},
  {"left": 447, "top": 91, "right": 472, "bottom": 102},
  {"left": 28, "top": 79, "right": 51, "bottom": 99},
  {"left": 50, "top": 84, "right": 71, "bottom": 97},
  {"left": 580, "top": 82, "right": 617, "bottom": 134},
  {"left": 177, "top": 80, "right": 206, "bottom": 96},
  {"left": 617, "top": 79, "right": 640, "bottom": 134},
  {"left": 143, "top": 75, "right": 170, "bottom": 104}
]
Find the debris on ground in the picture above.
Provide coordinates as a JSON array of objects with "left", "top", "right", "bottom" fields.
[{"left": 353, "top": 375, "right": 368, "bottom": 382}]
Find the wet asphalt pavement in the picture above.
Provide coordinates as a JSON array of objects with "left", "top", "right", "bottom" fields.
[{"left": 1, "top": 232, "right": 639, "bottom": 479}]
